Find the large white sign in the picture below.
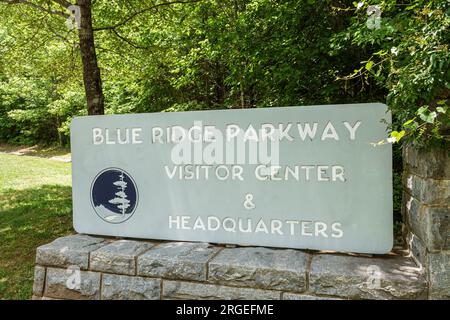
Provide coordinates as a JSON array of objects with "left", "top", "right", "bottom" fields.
[{"left": 71, "top": 103, "right": 393, "bottom": 254}]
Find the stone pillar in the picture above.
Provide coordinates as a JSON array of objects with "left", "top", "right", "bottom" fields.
[{"left": 402, "top": 145, "right": 450, "bottom": 300}]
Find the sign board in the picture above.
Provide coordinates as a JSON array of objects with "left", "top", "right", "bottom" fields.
[{"left": 71, "top": 103, "right": 392, "bottom": 254}]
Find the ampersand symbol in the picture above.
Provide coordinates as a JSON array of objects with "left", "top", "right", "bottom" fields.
[
  {"left": 66, "top": 5, "right": 81, "bottom": 30},
  {"left": 66, "top": 265, "right": 81, "bottom": 290},
  {"left": 243, "top": 193, "right": 255, "bottom": 210},
  {"left": 366, "top": 5, "right": 382, "bottom": 30},
  {"left": 365, "top": 265, "right": 381, "bottom": 289}
]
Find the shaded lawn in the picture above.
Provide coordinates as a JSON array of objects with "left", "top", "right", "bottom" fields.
[{"left": 0, "top": 153, "right": 74, "bottom": 299}]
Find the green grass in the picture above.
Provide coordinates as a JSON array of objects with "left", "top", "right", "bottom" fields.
[{"left": 0, "top": 153, "right": 74, "bottom": 299}]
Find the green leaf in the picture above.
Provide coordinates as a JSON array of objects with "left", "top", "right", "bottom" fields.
[
  {"left": 390, "top": 130, "right": 405, "bottom": 143},
  {"left": 365, "top": 61, "right": 374, "bottom": 71},
  {"left": 425, "top": 112, "right": 437, "bottom": 124},
  {"left": 417, "top": 106, "right": 428, "bottom": 115}
]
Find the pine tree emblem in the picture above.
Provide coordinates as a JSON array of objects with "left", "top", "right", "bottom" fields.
[{"left": 108, "top": 171, "right": 131, "bottom": 215}]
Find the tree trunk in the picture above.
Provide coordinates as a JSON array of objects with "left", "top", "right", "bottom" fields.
[{"left": 77, "top": 0, "right": 104, "bottom": 115}]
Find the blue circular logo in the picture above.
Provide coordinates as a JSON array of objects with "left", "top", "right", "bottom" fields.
[{"left": 91, "top": 168, "right": 138, "bottom": 224}]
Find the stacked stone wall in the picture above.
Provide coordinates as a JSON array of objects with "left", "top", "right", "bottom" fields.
[{"left": 33, "top": 234, "right": 426, "bottom": 300}]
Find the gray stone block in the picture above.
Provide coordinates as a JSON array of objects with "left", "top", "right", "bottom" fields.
[
  {"left": 309, "top": 254, "right": 427, "bottom": 300},
  {"left": 208, "top": 247, "right": 308, "bottom": 292},
  {"left": 137, "top": 242, "right": 219, "bottom": 281},
  {"left": 90, "top": 240, "right": 154, "bottom": 275},
  {"left": 403, "top": 173, "right": 450, "bottom": 206},
  {"left": 403, "top": 146, "right": 450, "bottom": 179},
  {"left": 402, "top": 192, "right": 416, "bottom": 231},
  {"left": 407, "top": 233, "right": 428, "bottom": 267},
  {"left": 33, "top": 266, "right": 46, "bottom": 296},
  {"left": 404, "top": 193, "right": 449, "bottom": 251},
  {"left": 163, "top": 280, "right": 280, "bottom": 300},
  {"left": 282, "top": 293, "right": 343, "bottom": 300},
  {"left": 101, "top": 274, "right": 161, "bottom": 300},
  {"left": 428, "top": 251, "right": 450, "bottom": 300},
  {"left": 429, "top": 207, "right": 450, "bottom": 251},
  {"left": 36, "top": 234, "right": 106, "bottom": 269},
  {"left": 404, "top": 194, "right": 427, "bottom": 244},
  {"left": 45, "top": 267, "right": 101, "bottom": 300}
]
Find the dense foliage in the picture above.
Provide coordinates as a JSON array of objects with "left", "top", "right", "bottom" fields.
[
  {"left": 0, "top": 0, "right": 386, "bottom": 145},
  {"left": 332, "top": 0, "right": 449, "bottom": 146},
  {"left": 1, "top": 0, "right": 447, "bottom": 147}
]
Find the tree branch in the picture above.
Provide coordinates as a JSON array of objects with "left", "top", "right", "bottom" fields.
[
  {"left": 93, "top": 0, "right": 202, "bottom": 31},
  {"left": 110, "top": 28, "right": 155, "bottom": 50}
]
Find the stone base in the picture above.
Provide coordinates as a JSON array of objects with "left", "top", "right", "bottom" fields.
[
  {"left": 402, "top": 145, "right": 450, "bottom": 300},
  {"left": 32, "top": 234, "right": 428, "bottom": 300}
]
